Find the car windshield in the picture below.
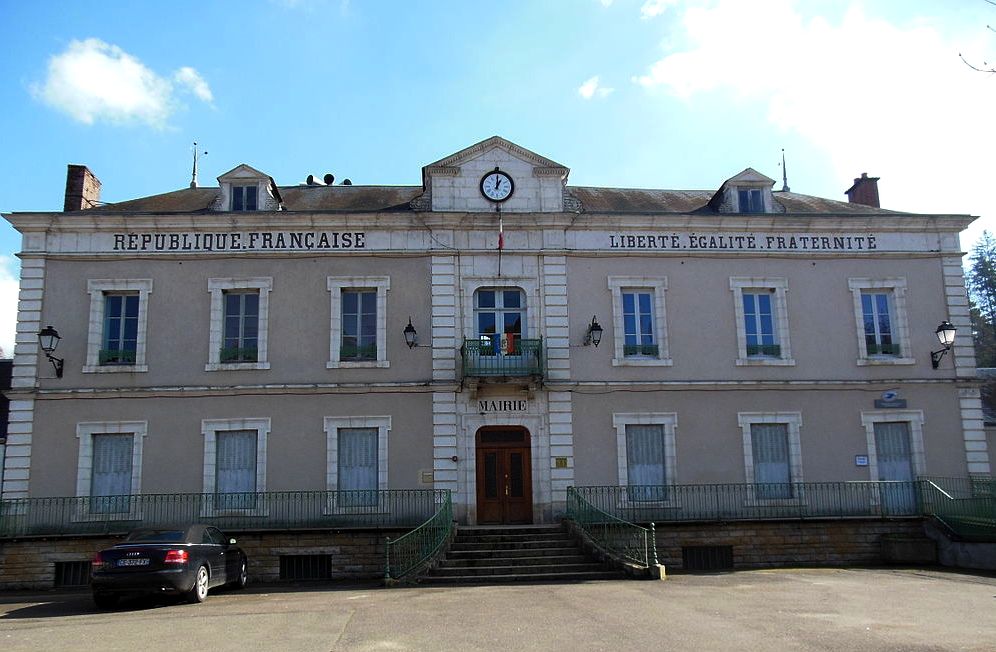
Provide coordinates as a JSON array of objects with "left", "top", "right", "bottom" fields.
[{"left": 124, "top": 529, "right": 187, "bottom": 543}]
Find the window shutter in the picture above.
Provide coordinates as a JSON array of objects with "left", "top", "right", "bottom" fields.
[
  {"left": 626, "top": 424, "right": 666, "bottom": 501},
  {"left": 91, "top": 434, "right": 134, "bottom": 513},
  {"left": 216, "top": 430, "right": 257, "bottom": 508},
  {"left": 338, "top": 428, "right": 378, "bottom": 506},
  {"left": 874, "top": 422, "right": 913, "bottom": 482},
  {"left": 751, "top": 424, "right": 791, "bottom": 498}
]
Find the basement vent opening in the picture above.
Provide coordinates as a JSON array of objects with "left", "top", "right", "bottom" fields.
[
  {"left": 54, "top": 561, "right": 91, "bottom": 587},
  {"left": 681, "top": 545, "right": 734, "bottom": 572},
  {"left": 279, "top": 555, "right": 334, "bottom": 581}
]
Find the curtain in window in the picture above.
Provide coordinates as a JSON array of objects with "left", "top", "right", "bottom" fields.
[
  {"left": 216, "top": 430, "right": 257, "bottom": 510},
  {"left": 91, "top": 434, "right": 133, "bottom": 513},
  {"left": 338, "top": 427, "right": 378, "bottom": 507},
  {"left": 751, "top": 424, "right": 792, "bottom": 499},
  {"left": 874, "top": 422, "right": 916, "bottom": 514},
  {"left": 626, "top": 424, "right": 667, "bottom": 501}
]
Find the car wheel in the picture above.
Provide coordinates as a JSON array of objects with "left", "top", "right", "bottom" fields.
[
  {"left": 187, "top": 565, "right": 209, "bottom": 603},
  {"left": 93, "top": 592, "right": 118, "bottom": 610},
  {"left": 233, "top": 558, "right": 248, "bottom": 590}
]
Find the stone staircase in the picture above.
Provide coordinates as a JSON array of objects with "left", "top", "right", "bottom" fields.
[{"left": 418, "top": 524, "right": 625, "bottom": 585}]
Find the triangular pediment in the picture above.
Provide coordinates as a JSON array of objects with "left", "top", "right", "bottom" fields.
[
  {"left": 723, "top": 168, "right": 776, "bottom": 186},
  {"left": 424, "top": 136, "right": 568, "bottom": 175},
  {"left": 217, "top": 164, "right": 269, "bottom": 182}
]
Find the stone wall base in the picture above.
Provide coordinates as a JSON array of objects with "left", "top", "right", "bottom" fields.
[
  {"left": 652, "top": 519, "right": 927, "bottom": 570},
  {"left": 0, "top": 528, "right": 408, "bottom": 591}
]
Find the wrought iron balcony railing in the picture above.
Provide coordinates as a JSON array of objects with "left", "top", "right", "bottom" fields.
[{"left": 461, "top": 337, "right": 543, "bottom": 378}]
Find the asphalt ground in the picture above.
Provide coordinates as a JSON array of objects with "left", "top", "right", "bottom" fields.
[{"left": 0, "top": 567, "right": 994, "bottom": 651}]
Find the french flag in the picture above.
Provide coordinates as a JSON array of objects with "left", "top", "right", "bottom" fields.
[{"left": 498, "top": 214, "right": 504, "bottom": 250}]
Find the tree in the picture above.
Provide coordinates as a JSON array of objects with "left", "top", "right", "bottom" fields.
[
  {"left": 959, "top": 0, "right": 996, "bottom": 73},
  {"left": 968, "top": 231, "right": 996, "bottom": 367}
]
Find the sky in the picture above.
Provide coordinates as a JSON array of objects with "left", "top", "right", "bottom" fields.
[{"left": 0, "top": 0, "right": 994, "bottom": 358}]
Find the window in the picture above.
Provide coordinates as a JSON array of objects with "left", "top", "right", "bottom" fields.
[
  {"left": 861, "top": 411, "right": 926, "bottom": 514},
  {"left": 608, "top": 277, "right": 670, "bottom": 366},
  {"left": 613, "top": 413, "right": 677, "bottom": 504},
  {"left": 475, "top": 288, "right": 525, "bottom": 354},
  {"left": 75, "top": 421, "right": 147, "bottom": 519},
  {"left": 85, "top": 280, "right": 153, "bottom": 373},
  {"left": 101, "top": 294, "right": 138, "bottom": 365},
  {"left": 327, "top": 277, "right": 390, "bottom": 368},
  {"left": 341, "top": 290, "right": 377, "bottom": 361},
  {"left": 207, "top": 278, "right": 271, "bottom": 371},
  {"left": 622, "top": 291, "right": 657, "bottom": 357},
  {"left": 201, "top": 418, "right": 269, "bottom": 516},
  {"left": 737, "top": 188, "right": 764, "bottom": 213},
  {"left": 222, "top": 291, "right": 259, "bottom": 363},
  {"left": 325, "top": 416, "right": 390, "bottom": 512},
  {"left": 730, "top": 277, "right": 793, "bottom": 366},
  {"left": 231, "top": 184, "right": 258, "bottom": 211},
  {"left": 848, "top": 278, "right": 914, "bottom": 365},
  {"left": 214, "top": 430, "right": 258, "bottom": 510},
  {"left": 738, "top": 412, "right": 803, "bottom": 503}
]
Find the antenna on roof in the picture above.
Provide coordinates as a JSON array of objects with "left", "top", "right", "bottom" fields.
[
  {"left": 190, "top": 142, "right": 208, "bottom": 188},
  {"left": 780, "top": 148, "right": 790, "bottom": 192}
]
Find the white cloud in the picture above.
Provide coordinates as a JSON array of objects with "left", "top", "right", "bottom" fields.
[
  {"left": 0, "top": 257, "right": 19, "bottom": 358},
  {"left": 32, "top": 38, "right": 213, "bottom": 128},
  {"left": 641, "top": 0, "right": 678, "bottom": 19},
  {"left": 633, "top": 1, "right": 996, "bottom": 249},
  {"left": 579, "top": 76, "right": 615, "bottom": 100},
  {"left": 174, "top": 66, "right": 213, "bottom": 103}
]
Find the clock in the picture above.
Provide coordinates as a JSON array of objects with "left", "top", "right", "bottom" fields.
[{"left": 480, "top": 168, "right": 514, "bottom": 202}]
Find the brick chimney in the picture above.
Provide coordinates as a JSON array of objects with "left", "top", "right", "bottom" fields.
[
  {"left": 845, "top": 172, "right": 880, "bottom": 208},
  {"left": 64, "top": 164, "right": 101, "bottom": 211}
]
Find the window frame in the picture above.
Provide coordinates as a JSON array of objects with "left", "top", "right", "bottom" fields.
[
  {"left": 860, "top": 410, "right": 926, "bottom": 482},
  {"left": 84, "top": 279, "right": 153, "bottom": 373},
  {"left": 730, "top": 277, "right": 794, "bottom": 366},
  {"left": 327, "top": 276, "right": 391, "bottom": 369},
  {"left": 206, "top": 278, "right": 272, "bottom": 371},
  {"left": 613, "top": 412, "right": 678, "bottom": 508},
  {"left": 738, "top": 412, "right": 804, "bottom": 506},
  {"left": 201, "top": 418, "right": 270, "bottom": 516},
  {"left": 848, "top": 278, "right": 915, "bottom": 365},
  {"left": 736, "top": 187, "right": 766, "bottom": 213},
  {"left": 324, "top": 416, "right": 391, "bottom": 513},
  {"left": 75, "top": 421, "right": 147, "bottom": 521},
  {"left": 607, "top": 276, "right": 671, "bottom": 367},
  {"left": 230, "top": 184, "right": 259, "bottom": 211}
]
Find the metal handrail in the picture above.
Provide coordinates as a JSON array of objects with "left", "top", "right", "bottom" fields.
[
  {"left": 384, "top": 490, "right": 453, "bottom": 582},
  {"left": 566, "top": 486, "right": 652, "bottom": 568},
  {"left": 461, "top": 337, "right": 543, "bottom": 377},
  {"left": 0, "top": 489, "right": 447, "bottom": 539}
]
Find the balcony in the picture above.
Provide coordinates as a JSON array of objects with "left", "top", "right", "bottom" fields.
[{"left": 461, "top": 337, "right": 543, "bottom": 381}]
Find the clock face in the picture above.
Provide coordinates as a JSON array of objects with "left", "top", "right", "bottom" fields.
[{"left": 480, "top": 169, "right": 514, "bottom": 202}]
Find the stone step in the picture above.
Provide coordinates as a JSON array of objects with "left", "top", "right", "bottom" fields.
[
  {"left": 446, "top": 547, "right": 582, "bottom": 560},
  {"left": 457, "top": 525, "right": 565, "bottom": 536},
  {"left": 439, "top": 555, "right": 591, "bottom": 568},
  {"left": 449, "top": 538, "right": 574, "bottom": 551},
  {"left": 419, "top": 570, "right": 624, "bottom": 585},
  {"left": 432, "top": 562, "right": 606, "bottom": 577},
  {"left": 453, "top": 532, "right": 575, "bottom": 544}
]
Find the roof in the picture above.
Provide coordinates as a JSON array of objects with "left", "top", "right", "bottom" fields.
[{"left": 91, "top": 185, "right": 902, "bottom": 215}]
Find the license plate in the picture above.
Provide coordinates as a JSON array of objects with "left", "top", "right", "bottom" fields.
[{"left": 117, "top": 558, "right": 150, "bottom": 566}]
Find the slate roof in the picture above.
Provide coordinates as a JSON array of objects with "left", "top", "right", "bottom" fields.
[{"left": 90, "top": 185, "right": 903, "bottom": 215}]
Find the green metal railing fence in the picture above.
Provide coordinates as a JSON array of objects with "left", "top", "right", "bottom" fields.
[
  {"left": 570, "top": 481, "right": 925, "bottom": 524},
  {"left": 384, "top": 490, "right": 453, "bottom": 582},
  {"left": 918, "top": 476, "right": 996, "bottom": 541},
  {"left": 0, "top": 490, "right": 447, "bottom": 538},
  {"left": 566, "top": 486, "right": 654, "bottom": 567},
  {"left": 461, "top": 337, "right": 543, "bottom": 377}
]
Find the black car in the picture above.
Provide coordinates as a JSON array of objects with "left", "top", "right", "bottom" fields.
[{"left": 91, "top": 525, "right": 248, "bottom": 608}]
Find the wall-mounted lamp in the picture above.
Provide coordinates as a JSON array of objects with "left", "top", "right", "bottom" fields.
[
  {"left": 38, "top": 325, "right": 64, "bottom": 378},
  {"left": 403, "top": 317, "right": 418, "bottom": 349},
  {"left": 930, "top": 320, "right": 957, "bottom": 369},
  {"left": 583, "top": 315, "right": 604, "bottom": 347}
]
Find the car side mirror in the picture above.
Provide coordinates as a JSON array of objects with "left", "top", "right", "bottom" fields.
[{"left": 228, "top": 538, "right": 237, "bottom": 546}]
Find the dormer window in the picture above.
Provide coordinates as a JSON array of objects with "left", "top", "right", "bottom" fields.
[
  {"left": 231, "top": 185, "right": 258, "bottom": 211},
  {"left": 737, "top": 188, "right": 764, "bottom": 213}
]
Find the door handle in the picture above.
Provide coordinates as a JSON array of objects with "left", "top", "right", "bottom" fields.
[{"left": 505, "top": 484, "right": 509, "bottom": 496}]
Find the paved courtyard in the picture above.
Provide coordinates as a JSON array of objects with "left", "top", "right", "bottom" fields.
[{"left": 0, "top": 568, "right": 994, "bottom": 651}]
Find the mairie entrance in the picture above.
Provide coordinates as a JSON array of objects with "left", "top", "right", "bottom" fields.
[{"left": 475, "top": 427, "right": 533, "bottom": 524}]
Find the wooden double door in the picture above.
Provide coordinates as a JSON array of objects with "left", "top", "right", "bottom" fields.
[{"left": 476, "top": 427, "right": 533, "bottom": 525}]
